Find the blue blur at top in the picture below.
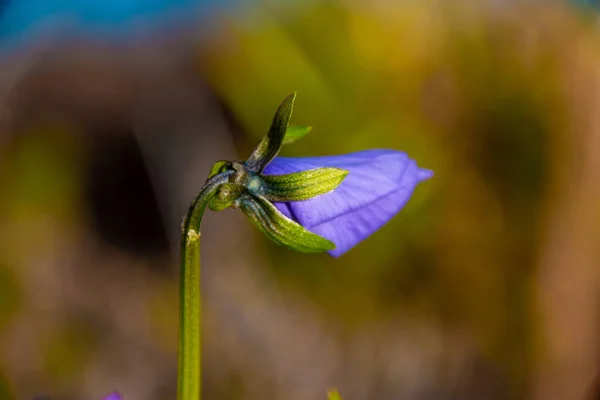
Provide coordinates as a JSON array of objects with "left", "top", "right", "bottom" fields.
[{"left": 0, "top": 0, "right": 233, "bottom": 46}]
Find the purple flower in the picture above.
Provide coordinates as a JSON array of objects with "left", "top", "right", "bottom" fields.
[
  {"left": 202, "top": 94, "right": 433, "bottom": 255},
  {"left": 101, "top": 392, "right": 122, "bottom": 400},
  {"left": 264, "top": 149, "right": 433, "bottom": 257}
]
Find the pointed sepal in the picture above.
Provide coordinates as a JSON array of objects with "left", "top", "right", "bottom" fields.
[
  {"left": 283, "top": 125, "right": 312, "bottom": 145},
  {"left": 239, "top": 194, "right": 335, "bottom": 253},
  {"left": 261, "top": 167, "right": 348, "bottom": 202},
  {"left": 245, "top": 93, "right": 296, "bottom": 173}
]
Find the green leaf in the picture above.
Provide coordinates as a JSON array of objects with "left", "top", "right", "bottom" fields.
[
  {"left": 246, "top": 93, "right": 296, "bottom": 173},
  {"left": 327, "top": 389, "right": 343, "bottom": 400},
  {"left": 283, "top": 125, "right": 312, "bottom": 145},
  {"left": 261, "top": 167, "right": 348, "bottom": 202},
  {"left": 239, "top": 194, "right": 335, "bottom": 253}
]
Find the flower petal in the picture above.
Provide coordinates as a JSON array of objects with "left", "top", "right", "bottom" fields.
[{"left": 264, "top": 149, "right": 433, "bottom": 257}]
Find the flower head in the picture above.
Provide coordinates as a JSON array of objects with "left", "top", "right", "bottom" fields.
[{"left": 203, "top": 93, "right": 432, "bottom": 256}]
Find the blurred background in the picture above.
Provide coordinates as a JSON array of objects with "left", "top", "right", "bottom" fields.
[{"left": 0, "top": 0, "right": 599, "bottom": 399}]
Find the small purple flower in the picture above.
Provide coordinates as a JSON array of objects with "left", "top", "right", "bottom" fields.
[
  {"left": 265, "top": 149, "right": 433, "bottom": 257},
  {"left": 101, "top": 392, "right": 122, "bottom": 400}
]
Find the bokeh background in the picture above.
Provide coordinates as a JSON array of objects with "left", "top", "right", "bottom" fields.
[{"left": 1, "top": 0, "right": 600, "bottom": 399}]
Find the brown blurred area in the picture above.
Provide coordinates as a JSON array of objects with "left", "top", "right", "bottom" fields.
[{"left": 1, "top": 1, "right": 600, "bottom": 399}]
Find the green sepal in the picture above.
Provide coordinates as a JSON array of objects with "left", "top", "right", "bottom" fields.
[
  {"left": 207, "top": 160, "right": 231, "bottom": 180},
  {"left": 208, "top": 183, "right": 246, "bottom": 211},
  {"left": 261, "top": 167, "right": 348, "bottom": 202},
  {"left": 283, "top": 125, "right": 312, "bottom": 145},
  {"left": 239, "top": 195, "right": 335, "bottom": 253},
  {"left": 245, "top": 93, "right": 296, "bottom": 173},
  {"left": 327, "top": 389, "right": 343, "bottom": 400}
]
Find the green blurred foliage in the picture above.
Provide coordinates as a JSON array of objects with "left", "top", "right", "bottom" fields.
[
  {"left": 0, "top": 126, "right": 84, "bottom": 221},
  {"left": 0, "top": 370, "right": 15, "bottom": 400},
  {"left": 0, "top": 126, "right": 86, "bottom": 396},
  {"left": 41, "top": 321, "right": 98, "bottom": 387},
  {"left": 0, "top": 264, "right": 20, "bottom": 334}
]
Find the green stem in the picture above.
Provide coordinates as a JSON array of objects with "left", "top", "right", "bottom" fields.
[{"left": 178, "top": 172, "right": 230, "bottom": 400}]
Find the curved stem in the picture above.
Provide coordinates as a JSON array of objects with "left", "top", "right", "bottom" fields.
[{"left": 178, "top": 172, "right": 230, "bottom": 400}]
